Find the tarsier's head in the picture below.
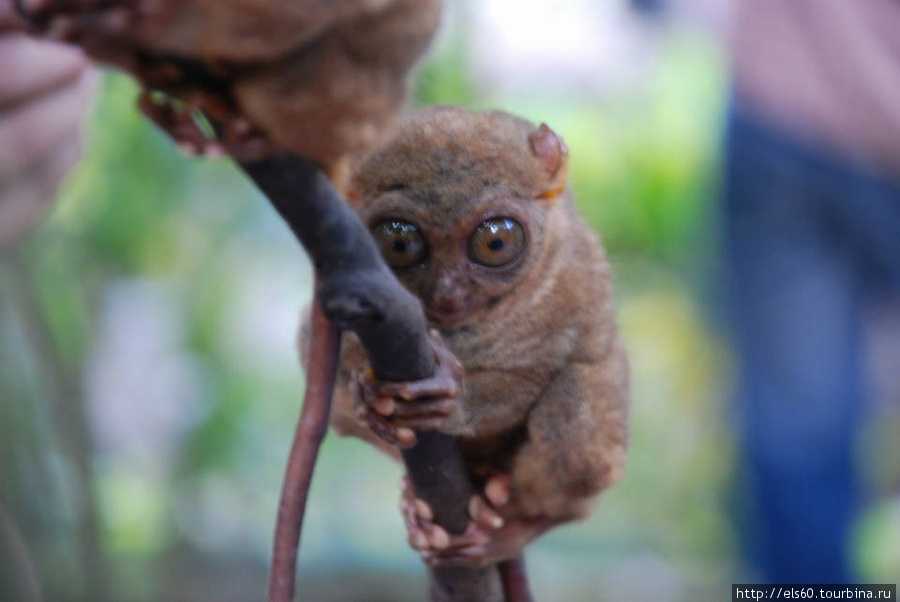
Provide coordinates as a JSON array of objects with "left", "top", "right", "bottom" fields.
[{"left": 348, "top": 106, "right": 572, "bottom": 329}]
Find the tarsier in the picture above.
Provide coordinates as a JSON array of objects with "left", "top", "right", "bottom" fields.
[
  {"left": 311, "top": 106, "right": 630, "bottom": 566},
  {"left": 16, "top": 0, "right": 441, "bottom": 174}
]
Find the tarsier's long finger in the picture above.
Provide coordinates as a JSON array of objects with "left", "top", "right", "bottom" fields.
[
  {"left": 419, "top": 520, "right": 451, "bottom": 550},
  {"left": 357, "top": 405, "right": 416, "bottom": 448},
  {"left": 390, "top": 414, "right": 453, "bottom": 431},
  {"left": 375, "top": 376, "right": 458, "bottom": 402},
  {"left": 406, "top": 521, "right": 430, "bottom": 551},
  {"left": 469, "top": 496, "right": 504, "bottom": 530},
  {"left": 217, "top": 119, "right": 274, "bottom": 162},
  {"left": 374, "top": 331, "right": 462, "bottom": 402},
  {"left": 406, "top": 512, "right": 491, "bottom": 555},
  {"left": 420, "top": 525, "right": 495, "bottom": 566},
  {"left": 359, "top": 374, "right": 454, "bottom": 429},
  {"left": 400, "top": 477, "right": 434, "bottom": 521},
  {"left": 386, "top": 396, "right": 456, "bottom": 418},
  {"left": 44, "top": 6, "right": 129, "bottom": 42},
  {"left": 401, "top": 491, "right": 449, "bottom": 550},
  {"left": 401, "top": 477, "right": 460, "bottom": 551},
  {"left": 484, "top": 474, "right": 512, "bottom": 508},
  {"left": 138, "top": 93, "right": 212, "bottom": 156},
  {"left": 353, "top": 375, "right": 415, "bottom": 446}
]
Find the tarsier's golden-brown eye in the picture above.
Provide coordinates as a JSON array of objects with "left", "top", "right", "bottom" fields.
[
  {"left": 372, "top": 219, "right": 428, "bottom": 268},
  {"left": 468, "top": 218, "right": 525, "bottom": 267}
]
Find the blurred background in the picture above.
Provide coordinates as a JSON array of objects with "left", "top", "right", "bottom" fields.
[{"left": 1, "top": 0, "right": 898, "bottom": 600}]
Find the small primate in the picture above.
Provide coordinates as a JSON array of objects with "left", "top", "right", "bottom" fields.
[
  {"left": 17, "top": 0, "right": 441, "bottom": 173},
  {"left": 319, "top": 106, "right": 630, "bottom": 565}
]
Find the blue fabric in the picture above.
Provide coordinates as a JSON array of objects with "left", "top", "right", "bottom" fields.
[{"left": 722, "top": 102, "right": 900, "bottom": 584}]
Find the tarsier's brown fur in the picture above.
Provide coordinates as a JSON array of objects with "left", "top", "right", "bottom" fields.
[
  {"left": 232, "top": 0, "right": 441, "bottom": 167},
  {"left": 19, "top": 0, "right": 441, "bottom": 168},
  {"left": 328, "top": 106, "right": 629, "bottom": 533}
]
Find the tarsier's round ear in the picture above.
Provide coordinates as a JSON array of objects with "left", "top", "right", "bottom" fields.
[{"left": 528, "top": 123, "right": 569, "bottom": 202}]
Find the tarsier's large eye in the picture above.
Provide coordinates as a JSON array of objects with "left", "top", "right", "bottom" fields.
[
  {"left": 468, "top": 218, "right": 525, "bottom": 267},
  {"left": 372, "top": 219, "right": 428, "bottom": 268}
]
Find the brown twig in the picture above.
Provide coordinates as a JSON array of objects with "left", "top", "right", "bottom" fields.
[
  {"left": 500, "top": 555, "right": 534, "bottom": 602},
  {"left": 267, "top": 291, "right": 340, "bottom": 602}
]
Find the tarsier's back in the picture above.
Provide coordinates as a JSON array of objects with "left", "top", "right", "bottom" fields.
[{"left": 328, "top": 106, "right": 629, "bottom": 563}]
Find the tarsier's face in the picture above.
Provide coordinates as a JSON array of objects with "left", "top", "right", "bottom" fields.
[
  {"left": 351, "top": 108, "right": 570, "bottom": 329},
  {"left": 363, "top": 189, "right": 538, "bottom": 328}
]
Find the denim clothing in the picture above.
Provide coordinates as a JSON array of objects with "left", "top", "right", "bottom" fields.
[{"left": 722, "top": 102, "right": 900, "bottom": 583}]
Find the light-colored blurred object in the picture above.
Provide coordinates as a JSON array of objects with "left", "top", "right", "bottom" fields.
[
  {"left": 731, "top": 0, "right": 900, "bottom": 173},
  {"left": 0, "top": 2, "right": 95, "bottom": 251},
  {"left": 471, "top": 0, "right": 657, "bottom": 95}
]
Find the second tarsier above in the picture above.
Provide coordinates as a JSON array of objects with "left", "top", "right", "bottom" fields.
[
  {"left": 317, "top": 106, "right": 630, "bottom": 565},
  {"left": 17, "top": 0, "right": 441, "bottom": 170}
]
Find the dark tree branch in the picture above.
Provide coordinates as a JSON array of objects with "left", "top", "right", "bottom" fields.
[{"left": 240, "top": 154, "right": 503, "bottom": 601}]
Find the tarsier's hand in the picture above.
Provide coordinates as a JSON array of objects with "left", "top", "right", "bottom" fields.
[
  {"left": 401, "top": 475, "right": 552, "bottom": 567},
  {"left": 137, "top": 92, "right": 273, "bottom": 161},
  {"left": 15, "top": 0, "right": 279, "bottom": 160},
  {"left": 353, "top": 331, "right": 466, "bottom": 448}
]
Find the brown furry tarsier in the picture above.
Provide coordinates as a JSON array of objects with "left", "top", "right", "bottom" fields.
[
  {"left": 17, "top": 0, "right": 441, "bottom": 175},
  {"left": 311, "top": 106, "right": 630, "bottom": 567}
]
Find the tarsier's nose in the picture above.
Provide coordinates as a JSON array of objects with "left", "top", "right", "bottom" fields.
[
  {"left": 433, "top": 272, "right": 465, "bottom": 303},
  {"left": 428, "top": 273, "right": 472, "bottom": 324}
]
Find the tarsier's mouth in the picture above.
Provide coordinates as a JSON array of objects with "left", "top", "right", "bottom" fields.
[{"left": 426, "top": 302, "right": 476, "bottom": 328}]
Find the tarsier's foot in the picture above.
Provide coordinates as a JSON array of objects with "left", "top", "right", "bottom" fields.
[
  {"left": 139, "top": 91, "right": 273, "bottom": 160},
  {"left": 355, "top": 330, "right": 465, "bottom": 448},
  {"left": 138, "top": 92, "right": 219, "bottom": 157},
  {"left": 401, "top": 474, "right": 544, "bottom": 567},
  {"left": 45, "top": 6, "right": 131, "bottom": 44},
  {"left": 215, "top": 117, "right": 274, "bottom": 162}
]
